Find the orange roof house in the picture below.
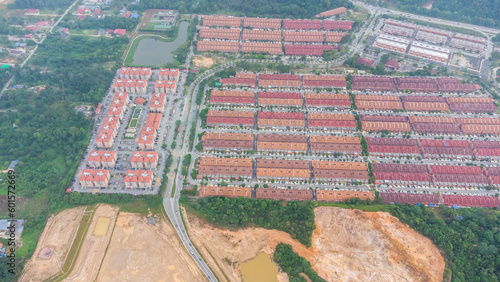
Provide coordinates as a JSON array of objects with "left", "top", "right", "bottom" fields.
[
  {"left": 79, "top": 169, "right": 110, "bottom": 188},
  {"left": 317, "top": 190, "right": 375, "bottom": 202},
  {"left": 199, "top": 186, "right": 252, "bottom": 198},
  {"left": 114, "top": 29, "right": 126, "bottom": 36}
]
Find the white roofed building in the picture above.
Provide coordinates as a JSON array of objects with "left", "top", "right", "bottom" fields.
[
  {"left": 373, "top": 34, "right": 410, "bottom": 54},
  {"left": 408, "top": 42, "right": 450, "bottom": 63}
]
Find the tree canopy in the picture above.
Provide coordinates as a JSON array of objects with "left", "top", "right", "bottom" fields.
[
  {"left": 191, "top": 197, "right": 316, "bottom": 246},
  {"left": 8, "top": 0, "right": 73, "bottom": 9},
  {"left": 68, "top": 17, "right": 140, "bottom": 31},
  {"left": 389, "top": 0, "right": 500, "bottom": 28},
  {"left": 274, "top": 243, "right": 326, "bottom": 282},
  {"left": 391, "top": 205, "right": 500, "bottom": 281},
  {"left": 140, "top": 0, "right": 353, "bottom": 18}
]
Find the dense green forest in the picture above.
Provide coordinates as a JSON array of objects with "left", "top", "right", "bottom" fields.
[
  {"left": 188, "top": 197, "right": 316, "bottom": 246},
  {"left": 1, "top": 34, "right": 128, "bottom": 194},
  {"left": 0, "top": 19, "right": 27, "bottom": 36},
  {"left": 67, "top": 17, "right": 140, "bottom": 31},
  {"left": 391, "top": 205, "right": 500, "bottom": 281},
  {"left": 273, "top": 243, "right": 326, "bottom": 282},
  {"left": 0, "top": 67, "right": 13, "bottom": 89},
  {"left": 8, "top": 0, "right": 73, "bottom": 10},
  {"left": 140, "top": 0, "right": 353, "bottom": 18},
  {"left": 388, "top": 0, "right": 500, "bottom": 28},
  {"left": 0, "top": 34, "right": 131, "bottom": 280}
]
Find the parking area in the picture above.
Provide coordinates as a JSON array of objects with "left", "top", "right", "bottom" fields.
[{"left": 71, "top": 68, "right": 188, "bottom": 194}]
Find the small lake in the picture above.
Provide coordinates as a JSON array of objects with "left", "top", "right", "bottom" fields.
[
  {"left": 240, "top": 252, "right": 279, "bottom": 282},
  {"left": 132, "top": 21, "right": 189, "bottom": 66}
]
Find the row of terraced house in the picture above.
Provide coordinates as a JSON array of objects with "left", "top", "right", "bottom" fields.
[{"left": 197, "top": 185, "right": 499, "bottom": 208}]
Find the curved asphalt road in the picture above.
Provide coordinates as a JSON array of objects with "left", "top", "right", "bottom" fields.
[{"left": 162, "top": 53, "right": 232, "bottom": 280}]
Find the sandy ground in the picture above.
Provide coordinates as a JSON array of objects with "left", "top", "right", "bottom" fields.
[
  {"left": 192, "top": 56, "right": 214, "bottom": 68},
  {"left": 450, "top": 54, "right": 470, "bottom": 68},
  {"left": 65, "top": 204, "right": 119, "bottom": 281},
  {"left": 20, "top": 207, "right": 85, "bottom": 282},
  {"left": 24, "top": 204, "right": 205, "bottom": 282},
  {"left": 183, "top": 206, "right": 444, "bottom": 282},
  {"left": 97, "top": 212, "right": 205, "bottom": 282}
]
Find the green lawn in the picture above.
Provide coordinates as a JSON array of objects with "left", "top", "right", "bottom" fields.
[
  {"left": 171, "top": 181, "right": 176, "bottom": 198},
  {"left": 115, "top": 199, "right": 163, "bottom": 215},
  {"left": 129, "top": 118, "right": 138, "bottom": 128}
]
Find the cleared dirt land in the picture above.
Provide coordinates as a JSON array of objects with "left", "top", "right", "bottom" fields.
[
  {"left": 183, "top": 206, "right": 445, "bottom": 282},
  {"left": 192, "top": 56, "right": 214, "bottom": 68},
  {"left": 65, "top": 204, "right": 118, "bottom": 281},
  {"left": 20, "top": 207, "right": 85, "bottom": 282},
  {"left": 23, "top": 204, "right": 205, "bottom": 282},
  {"left": 97, "top": 212, "right": 205, "bottom": 281}
]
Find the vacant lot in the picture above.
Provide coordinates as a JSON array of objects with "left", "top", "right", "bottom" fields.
[
  {"left": 183, "top": 206, "right": 444, "bottom": 282},
  {"left": 192, "top": 56, "right": 214, "bottom": 68},
  {"left": 65, "top": 204, "right": 118, "bottom": 281},
  {"left": 20, "top": 207, "right": 85, "bottom": 282},
  {"left": 97, "top": 212, "right": 205, "bottom": 281},
  {"left": 23, "top": 204, "right": 204, "bottom": 282}
]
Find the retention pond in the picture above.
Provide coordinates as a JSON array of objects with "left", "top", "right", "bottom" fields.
[
  {"left": 240, "top": 252, "right": 279, "bottom": 282},
  {"left": 131, "top": 21, "right": 189, "bottom": 66}
]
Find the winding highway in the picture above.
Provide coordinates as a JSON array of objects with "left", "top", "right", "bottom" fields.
[{"left": 160, "top": 29, "right": 236, "bottom": 279}]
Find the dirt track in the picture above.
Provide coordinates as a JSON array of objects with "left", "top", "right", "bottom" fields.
[
  {"left": 20, "top": 207, "right": 85, "bottom": 282},
  {"left": 97, "top": 212, "right": 205, "bottom": 281},
  {"left": 183, "top": 206, "right": 445, "bottom": 282}
]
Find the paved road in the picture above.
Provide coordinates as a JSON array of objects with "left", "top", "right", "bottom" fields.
[
  {"left": 161, "top": 9, "right": 500, "bottom": 279},
  {"left": 350, "top": 0, "right": 499, "bottom": 79},
  {"left": 351, "top": 0, "right": 500, "bottom": 35},
  {"left": 161, "top": 48, "right": 233, "bottom": 281}
]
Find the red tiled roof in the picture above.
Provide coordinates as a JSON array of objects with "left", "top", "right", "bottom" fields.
[{"left": 114, "top": 29, "right": 126, "bottom": 36}]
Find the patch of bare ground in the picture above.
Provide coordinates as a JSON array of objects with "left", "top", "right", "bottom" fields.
[
  {"left": 96, "top": 212, "right": 205, "bottom": 281},
  {"left": 183, "top": 206, "right": 445, "bottom": 282},
  {"left": 192, "top": 56, "right": 214, "bottom": 68},
  {"left": 20, "top": 207, "right": 85, "bottom": 282},
  {"left": 65, "top": 204, "right": 118, "bottom": 281}
]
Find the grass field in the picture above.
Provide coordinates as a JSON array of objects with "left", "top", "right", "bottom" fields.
[
  {"left": 115, "top": 199, "right": 162, "bottom": 215},
  {"left": 128, "top": 118, "right": 138, "bottom": 128}
]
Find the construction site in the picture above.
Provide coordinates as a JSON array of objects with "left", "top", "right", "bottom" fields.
[
  {"left": 182, "top": 206, "right": 445, "bottom": 282},
  {"left": 21, "top": 204, "right": 204, "bottom": 281}
]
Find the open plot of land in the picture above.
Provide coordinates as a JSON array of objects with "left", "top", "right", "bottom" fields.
[
  {"left": 65, "top": 204, "right": 118, "bottom": 281},
  {"left": 140, "top": 9, "right": 177, "bottom": 31},
  {"left": 450, "top": 53, "right": 481, "bottom": 70},
  {"left": 183, "top": 206, "right": 444, "bottom": 282},
  {"left": 193, "top": 56, "right": 215, "bottom": 68},
  {"left": 23, "top": 205, "right": 204, "bottom": 282},
  {"left": 97, "top": 212, "right": 205, "bottom": 281},
  {"left": 20, "top": 207, "right": 85, "bottom": 282},
  {"left": 93, "top": 217, "right": 110, "bottom": 236},
  {"left": 0, "top": 196, "right": 30, "bottom": 217}
]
